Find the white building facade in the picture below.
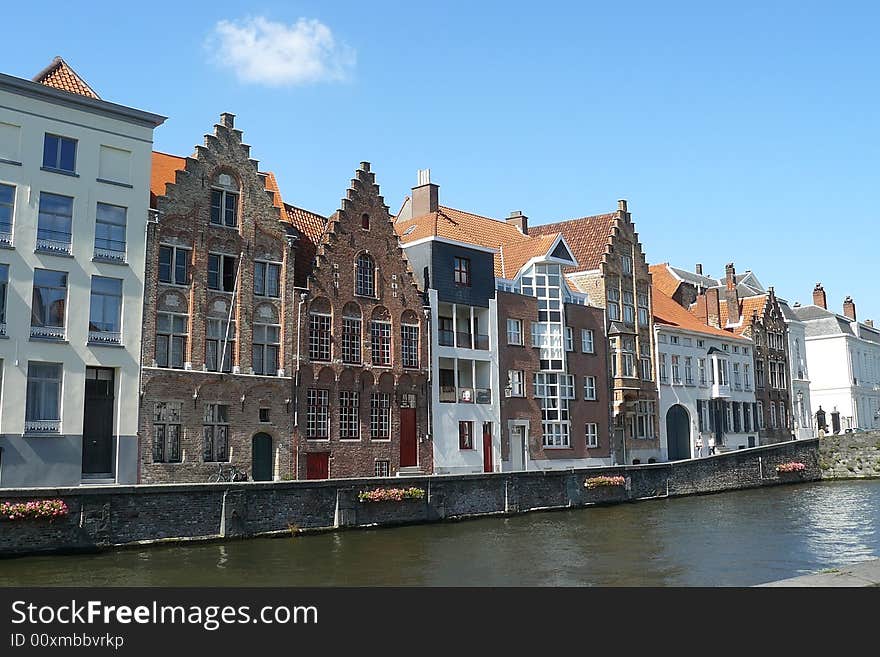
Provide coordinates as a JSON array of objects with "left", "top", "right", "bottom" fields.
[
  {"left": 655, "top": 323, "right": 758, "bottom": 460},
  {"left": 794, "top": 293, "right": 880, "bottom": 433},
  {"left": 783, "top": 307, "right": 814, "bottom": 439},
  {"left": 0, "top": 61, "right": 164, "bottom": 487}
]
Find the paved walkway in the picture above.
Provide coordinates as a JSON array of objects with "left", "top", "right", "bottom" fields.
[{"left": 757, "top": 559, "right": 880, "bottom": 586}]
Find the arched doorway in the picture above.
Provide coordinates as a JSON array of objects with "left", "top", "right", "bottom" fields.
[
  {"left": 251, "top": 433, "right": 273, "bottom": 481},
  {"left": 666, "top": 405, "right": 691, "bottom": 461}
]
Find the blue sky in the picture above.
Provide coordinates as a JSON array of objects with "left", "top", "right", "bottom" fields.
[{"left": 4, "top": 1, "right": 878, "bottom": 319}]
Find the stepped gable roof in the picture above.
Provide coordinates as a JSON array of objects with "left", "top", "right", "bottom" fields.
[
  {"left": 653, "top": 289, "right": 750, "bottom": 341},
  {"left": 32, "top": 56, "right": 100, "bottom": 99},
  {"left": 527, "top": 212, "right": 617, "bottom": 272},
  {"left": 150, "top": 151, "right": 187, "bottom": 207},
  {"left": 395, "top": 205, "right": 566, "bottom": 279}
]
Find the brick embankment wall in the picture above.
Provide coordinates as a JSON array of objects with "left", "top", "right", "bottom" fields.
[
  {"left": 0, "top": 440, "right": 820, "bottom": 557},
  {"left": 818, "top": 431, "right": 880, "bottom": 479}
]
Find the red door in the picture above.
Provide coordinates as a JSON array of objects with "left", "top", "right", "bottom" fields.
[
  {"left": 400, "top": 408, "right": 417, "bottom": 467},
  {"left": 305, "top": 452, "right": 330, "bottom": 480},
  {"left": 482, "top": 423, "right": 493, "bottom": 473}
]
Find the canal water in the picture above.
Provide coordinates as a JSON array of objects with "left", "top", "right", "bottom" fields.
[{"left": 1, "top": 480, "right": 878, "bottom": 586}]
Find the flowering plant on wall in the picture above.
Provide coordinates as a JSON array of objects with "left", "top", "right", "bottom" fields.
[
  {"left": 0, "top": 499, "right": 69, "bottom": 520},
  {"left": 584, "top": 475, "right": 626, "bottom": 489},
  {"left": 775, "top": 462, "right": 806, "bottom": 473},
  {"left": 358, "top": 487, "right": 426, "bottom": 503}
]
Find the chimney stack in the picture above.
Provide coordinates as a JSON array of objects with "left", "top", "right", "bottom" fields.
[
  {"left": 706, "top": 288, "right": 721, "bottom": 328},
  {"left": 220, "top": 112, "right": 235, "bottom": 128},
  {"left": 506, "top": 210, "right": 528, "bottom": 234},
  {"left": 617, "top": 199, "right": 628, "bottom": 213},
  {"left": 695, "top": 263, "right": 703, "bottom": 275},
  {"left": 724, "top": 263, "right": 740, "bottom": 325},
  {"left": 843, "top": 296, "right": 856, "bottom": 321},
  {"left": 813, "top": 283, "right": 827, "bottom": 309},
  {"left": 865, "top": 319, "right": 874, "bottom": 328},
  {"left": 411, "top": 169, "right": 439, "bottom": 217}
]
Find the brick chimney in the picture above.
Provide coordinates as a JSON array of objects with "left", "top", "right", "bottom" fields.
[
  {"left": 843, "top": 296, "right": 856, "bottom": 321},
  {"left": 724, "top": 263, "right": 739, "bottom": 325},
  {"left": 506, "top": 210, "right": 528, "bottom": 234},
  {"left": 700, "top": 288, "right": 721, "bottom": 328},
  {"left": 220, "top": 112, "right": 235, "bottom": 128},
  {"left": 617, "top": 199, "right": 628, "bottom": 213},
  {"left": 411, "top": 168, "right": 439, "bottom": 217},
  {"left": 812, "top": 283, "right": 827, "bottom": 309},
  {"left": 695, "top": 263, "right": 703, "bottom": 275},
  {"left": 865, "top": 319, "right": 874, "bottom": 328}
]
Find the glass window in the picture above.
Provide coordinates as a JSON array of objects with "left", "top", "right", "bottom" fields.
[
  {"left": 42, "top": 134, "right": 76, "bottom": 172},
  {"left": 356, "top": 254, "right": 375, "bottom": 297},
  {"left": 623, "top": 291, "right": 635, "bottom": 324},
  {"left": 306, "top": 389, "right": 330, "bottom": 438},
  {"left": 31, "top": 269, "right": 67, "bottom": 334},
  {"left": 454, "top": 257, "right": 471, "bottom": 286},
  {"left": 208, "top": 254, "right": 237, "bottom": 291},
  {"left": 0, "top": 183, "right": 14, "bottom": 242},
  {"left": 584, "top": 375, "right": 597, "bottom": 400},
  {"left": 203, "top": 404, "right": 230, "bottom": 461},
  {"left": 370, "top": 392, "right": 390, "bottom": 439},
  {"left": 342, "top": 315, "right": 362, "bottom": 364},
  {"left": 153, "top": 402, "right": 182, "bottom": 463},
  {"left": 94, "top": 203, "right": 126, "bottom": 260},
  {"left": 156, "top": 312, "right": 188, "bottom": 368},
  {"left": 402, "top": 323, "right": 419, "bottom": 368},
  {"left": 508, "top": 370, "right": 524, "bottom": 397},
  {"left": 582, "top": 329, "right": 594, "bottom": 353},
  {"left": 585, "top": 423, "right": 599, "bottom": 447},
  {"left": 637, "top": 291, "right": 649, "bottom": 325},
  {"left": 88, "top": 276, "right": 122, "bottom": 342},
  {"left": 607, "top": 285, "right": 620, "bottom": 321},
  {"left": 0, "top": 263, "right": 7, "bottom": 327},
  {"left": 253, "top": 322, "right": 280, "bottom": 375},
  {"left": 371, "top": 320, "right": 391, "bottom": 366},
  {"left": 621, "top": 254, "right": 633, "bottom": 275},
  {"left": 564, "top": 327, "right": 574, "bottom": 352},
  {"left": 340, "top": 391, "right": 360, "bottom": 439},
  {"left": 37, "top": 192, "right": 73, "bottom": 253},
  {"left": 374, "top": 460, "right": 390, "bottom": 477},
  {"left": 254, "top": 261, "right": 281, "bottom": 297},
  {"left": 507, "top": 319, "right": 522, "bottom": 345},
  {"left": 210, "top": 182, "right": 238, "bottom": 227},
  {"left": 205, "top": 318, "right": 235, "bottom": 372},
  {"left": 25, "top": 362, "right": 62, "bottom": 432},
  {"left": 158, "top": 245, "right": 190, "bottom": 285},
  {"left": 309, "top": 311, "right": 331, "bottom": 362},
  {"left": 459, "top": 421, "right": 474, "bottom": 449}
]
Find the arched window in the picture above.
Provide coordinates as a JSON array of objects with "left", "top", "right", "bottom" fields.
[
  {"left": 401, "top": 310, "right": 419, "bottom": 369},
  {"left": 342, "top": 302, "right": 362, "bottom": 364},
  {"left": 356, "top": 253, "right": 375, "bottom": 297},
  {"left": 371, "top": 306, "right": 391, "bottom": 366},
  {"left": 309, "top": 298, "right": 332, "bottom": 362},
  {"left": 210, "top": 173, "right": 239, "bottom": 227},
  {"left": 361, "top": 213, "right": 370, "bottom": 230}
]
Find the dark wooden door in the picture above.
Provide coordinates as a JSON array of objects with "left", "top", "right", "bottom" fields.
[
  {"left": 82, "top": 367, "right": 114, "bottom": 475},
  {"left": 252, "top": 433, "right": 273, "bottom": 481},
  {"left": 306, "top": 452, "right": 329, "bottom": 480},
  {"left": 482, "top": 423, "right": 493, "bottom": 473},
  {"left": 400, "top": 408, "right": 417, "bottom": 467},
  {"left": 665, "top": 404, "right": 690, "bottom": 461}
]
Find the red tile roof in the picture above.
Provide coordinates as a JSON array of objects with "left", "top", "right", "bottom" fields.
[
  {"left": 653, "top": 289, "right": 749, "bottom": 341},
  {"left": 719, "top": 295, "right": 767, "bottom": 335},
  {"left": 150, "top": 151, "right": 186, "bottom": 207},
  {"left": 527, "top": 212, "right": 617, "bottom": 272},
  {"left": 649, "top": 263, "right": 682, "bottom": 298},
  {"left": 32, "top": 57, "right": 100, "bottom": 99},
  {"left": 395, "top": 205, "right": 563, "bottom": 278}
]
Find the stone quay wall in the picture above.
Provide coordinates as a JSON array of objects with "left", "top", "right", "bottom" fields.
[
  {"left": 0, "top": 439, "right": 819, "bottom": 557},
  {"left": 818, "top": 431, "right": 880, "bottom": 479}
]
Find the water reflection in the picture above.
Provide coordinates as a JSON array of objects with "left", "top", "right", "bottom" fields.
[{"left": 1, "top": 480, "right": 878, "bottom": 587}]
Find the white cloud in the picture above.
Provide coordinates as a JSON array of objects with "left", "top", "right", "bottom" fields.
[{"left": 207, "top": 16, "right": 355, "bottom": 86}]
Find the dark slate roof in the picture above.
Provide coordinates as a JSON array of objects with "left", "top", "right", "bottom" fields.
[{"left": 668, "top": 266, "right": 719, "bottom": 289}]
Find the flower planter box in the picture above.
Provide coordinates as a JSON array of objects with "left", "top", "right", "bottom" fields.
[
  {"left": 357, "top": 487, "right": 426, "bottom": 503},
  {"left": 0, "top": 499, "right": 69, "bottom": 521}
]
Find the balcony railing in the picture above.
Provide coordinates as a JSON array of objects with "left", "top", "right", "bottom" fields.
[
  {"left": 0, "top": 227, "right": 12, "bottom": 247},
  {"left": 712, "top": 383, "right": 731, "bottom": 399},
  {"left": 93, "top": 243, "right": 126, "bottom": 263},
  {"left": 89, "top": 330, "right": 122, "bottom": 345},
  {"left": 25, "top": 420, "right": 60, "bottom": 434},
  {"left": 0, "top": 322, "right": 5, "bottom": 337},
  {"left": 36, "top": 234, "right": 72, "bottom": 255},
  {"left": 439, "top": 386, "right": 492, "bottom": 404},
  {"left": 31, "top": 325, "right": 66, "bottom": 340}
]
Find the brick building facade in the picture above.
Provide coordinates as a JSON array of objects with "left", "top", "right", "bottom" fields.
[
  {"left": 529, "top": 201, "right": 661, "bottom": 464},
  {"left": 294, "top": 163, "right": 431, "bottom": 479},
  {"left": 139, "top": 114, "right": 300, "bottom": 483}
]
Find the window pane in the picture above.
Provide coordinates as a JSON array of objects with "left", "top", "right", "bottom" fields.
[
  {"left": 59, "top": 138, "right": 76, "bottom": 171},
  {"left": 254, "top": 262, "right": 265, "bottom": 295},
  {"left": 42, "top": 135, "right": 57, "bottom": 168},
  {"left": 159, "top": 246, "right": 172, "bottom": 282}
]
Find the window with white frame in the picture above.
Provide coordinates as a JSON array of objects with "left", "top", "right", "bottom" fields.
[
  {"left": 534, "top": 372, "right": 570, "bottom": 447},
  {"left": 374, "top": 460, "right": 390, "bottom": 477},
  {"left": 0, "top": 183, "right": 14, "bottom": 243},
  {"left": 401, "top": 323, "right": 419, "bottom": 368},
  {"left": 342, "top": 314, "right": 361, "bottom": 364},
  {"left": 88, "top": 276, "right": 122, "bottom": 343},
  {"left": 584, "top": 375, "right": 597, "bottom": 400},
  {"left": 309, "top": 310, "right": 331, "bottom": 362},
  {"left": 757, "top": 402, "right": 764, "bottom": 429},
  {"left": 561, "top": 374, "right": 575, "bottom": 399},
  {"left": 306, "top": 389, "right": 329, "bottom": 438},
  {"left": 210, "top": 174, "right": 238, "bottom": 227},
  {"left": 94, "top": 202, "right": 126, "bottom": 260},
  {"left": 585, "top": 423, "right": 599, "bottom": 447},
  {"left": 607, "top": 284, "right": 620, "bottom": 321},
  {"left": 581, "top": 328, "right": 594, "bottom": 353},
  {"left": 339, "top": 391, "right": 359, "bottom": 440},
  {"left": 659, "top": 353, "right": 668, "bottom": 383},
  {"left": 205, "top": 318, "right": 235, "bottom": 372},
  {"left": 623, "top": 290, "right": 635, "bottom": 324},
  {"left": 670, "top": 335, "right": 679, "bottom": 345},
  {"left": 621, "top": 254, "right": 633, "bottom": 274},
  {"left": 356, "top": 253, "right": 376, "bottom": 297},
  {"left": 158, "top": 245, "right": 190, "bottom": 286},
  {"left": 671, "top": 355, "right": 681, "bottom": 384},
  {"left": 0, "top": 263, "right": 7, "bottom": 329},
  {"left": 637, "top": 291, "right": 649, "bottom": 326},
  {"left": 684, "top": 357, "right": 693, "bottom": 384},
  {"left": 370, "top": 392, "right": 390, "bottom": 439},
  {"left": 207, "top": 253, "right": 237, "bottom": 292},
  {"left": 31, "top": 269, "right": 67, "bottom": 338},
  {"left": 636, "top": 400, "right": 655, "bottom": 439},
  {"left": 254, "top": 261, "right": 281, "bottom": 298},
  {"left": 507, "top": 318, "right": 523, "bottom": 345},
  {"left": 699, "top": 358, "right": 707, "bottom": 385},
  {"left": 621, "top": 338, "right": 635, "bottom": 377},
  {"left": 744, "top": 364, "right": 751, "bottom": 390},
  {"left": 371, "top": 319, "right": 392, "bottom": 366},
  {"left": 42, "top": 133, "right": 76, "bottom": 173},
  {"left": 153, "top": 402, "right": 182, "bottom": 463},
  {"left": 769, "top": 402, "right": 777, "bottom": 428},
  {"left": 564, "top": 326, "right": 574, "bottom": 352},
  {"left": 25, "top": 362, "right": 62, "bottom": 433},
  {"left": 203, "top": 403, "right": 230, "bottom": 462},
  {"left": 508, "top": 370, "right": 524, "bottom": 397},
  {"left": 252, "top": 322, "right": 280, "bottom": 375}
]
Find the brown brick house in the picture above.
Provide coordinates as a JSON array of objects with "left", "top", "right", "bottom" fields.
[
  {"left": 293, "top": 163, "right": 431, "bottom": 479},
  {"left": 529, "top": 201, "right": 661, "bottom": 464},
  {"left": 140, "top": 113, "right": 310, "bottom": 483}
]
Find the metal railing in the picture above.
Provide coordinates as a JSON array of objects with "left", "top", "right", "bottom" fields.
[
  {"left": 30, "top": 325, "right": 66, "bottom": 340},
  {"left": 89, "top": 330, "right": 122, "bottom": 345},
  {"left": 94, "top": 239, "right": 126, "bottom": 262},
  {"left": 36, "top": 229, "right": 72, "bottom": 255},
  {"left": 25, "top": 420, "right": 60, "bottom": 434}
]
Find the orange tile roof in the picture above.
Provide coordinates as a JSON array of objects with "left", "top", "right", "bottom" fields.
[
  {"left": 653, "top": 289, "right": 750, "bottom": 341},
  {"left": 719, "top": 295, "right": 767, "bottom": 335},
  {"left": 528, "top": 212, "right": 617, "bottom": 272},
  {"left": 32, "top": 57, "right": 100, "bottom": 99},
  {"left": 395, "top": 205, "right": 563, "bottom": 278},
  {"left": 649, "top": 263, "right": 682, "bottom": 298},
  {"left": 150, "top": 151, "right": 187, "bottom": 207},
  {"left": 263, "top": 171, "right": 284, "bottom": 211}
]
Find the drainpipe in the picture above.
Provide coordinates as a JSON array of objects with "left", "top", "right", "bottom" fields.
[{"left": 293, "top": 290, "right": 308, "bottom": 479}]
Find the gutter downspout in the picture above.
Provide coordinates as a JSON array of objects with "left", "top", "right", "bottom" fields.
[{"left": 293, "top": 289, "right": 308, "bottom": 479}]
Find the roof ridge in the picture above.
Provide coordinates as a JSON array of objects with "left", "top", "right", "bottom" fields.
[{"left": 32, "top": 56, "right": 100, "bottom": 99}]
